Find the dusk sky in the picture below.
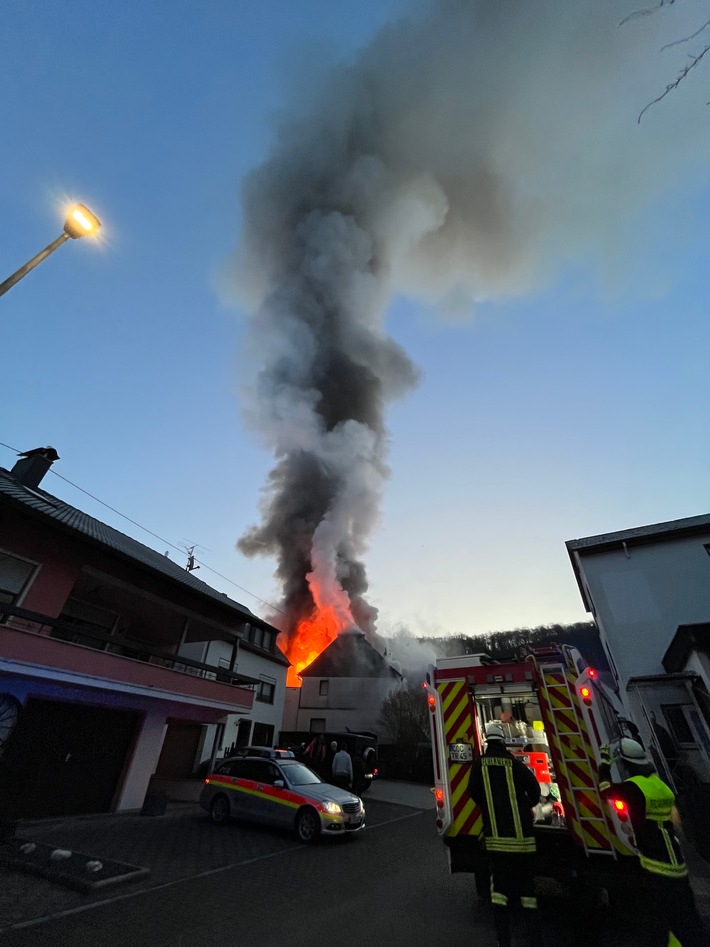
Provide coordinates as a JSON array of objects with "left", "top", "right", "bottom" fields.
[{"left": 2, "top": 0, "right": 709, "bottom": 640}]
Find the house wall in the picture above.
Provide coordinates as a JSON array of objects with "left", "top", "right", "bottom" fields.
[
  {"left": 197, "top": 639, "right": 288, "bottom": 758},
  {"left": 685, "top": 650, "right": 710, "bottom": 691},
  {"left": 295, "top": 676, "right": 400, "bottom": 734},
  {"left": 114, "top": 712, "right": 168, "bottom": 809},
  {"left": 574, "top": 531, "right": 710, "bottom": 688},
  {"left": 1, "top": 517, "right": 84, "bottom": 618}
]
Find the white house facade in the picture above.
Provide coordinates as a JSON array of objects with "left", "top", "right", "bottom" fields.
[
  {"left": 566, "top": 513, "right": 710, "bottom": 786},
  {"left": 281, "top": 631, "right": 403, "bottom": 737}
]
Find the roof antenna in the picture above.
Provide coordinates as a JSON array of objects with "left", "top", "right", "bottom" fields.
[{"left": 181, "top": 539, "right": 209, "bottom": 573}]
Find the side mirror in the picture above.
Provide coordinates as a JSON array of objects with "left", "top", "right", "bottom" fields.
[{"left": 273, "top": 779, "right": 285, "bottom": 788}]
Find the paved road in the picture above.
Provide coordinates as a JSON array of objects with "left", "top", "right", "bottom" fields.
[{"left": 1, "top": 789, "right": 708, "bottom": 946}]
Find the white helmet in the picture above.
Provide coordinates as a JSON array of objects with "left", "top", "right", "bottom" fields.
[
  {"left": 619, "top": 738, "right": 649, "bottom": 763},
  {"left": 485, "top": 723, "right": 506, "bottom": 743}
]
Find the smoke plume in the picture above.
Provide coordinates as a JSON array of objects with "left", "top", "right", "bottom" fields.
[{"left": 234, "top": 0, "right": 709, "bottom": 646}]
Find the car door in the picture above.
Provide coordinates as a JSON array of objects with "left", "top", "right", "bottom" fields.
[
  {"left": 247, "top": 759, "right": 286, "bottom": 826},
  {"left": 226, "top": 759, "right": 261, "bottom": 822}
]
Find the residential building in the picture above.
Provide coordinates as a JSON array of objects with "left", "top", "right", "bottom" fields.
[
  {"left": 0, "top": 448, "right": 287, "bottom": 818},
  {"left": 281, "top": 629, "right": 403, "bottom": 737},
  {"left": 566, "top": 513, "right": 710, "bottom": 785}
]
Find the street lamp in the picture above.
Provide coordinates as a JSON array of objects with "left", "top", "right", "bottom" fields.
[{"left": 0, "top": 203, "right": 102, "bottom": 299}]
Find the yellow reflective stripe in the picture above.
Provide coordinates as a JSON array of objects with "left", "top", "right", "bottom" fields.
[
  {"left": 521, "top": 897, "right": 538, "bottom": 910},
  {"left": 486, "top": 837, "right": 536, "bottom": 853},
  {"left": 504, "top": 761, "right": 523, "bottom": 839},
  {"left": 490, "top": 888, "right": 508, "bottom": 906},
  {"left": 660, "top": 825, "right": 679, "bottom": 867},
  {"left": 208, "top": 779, "right": 301, "bottom": 811},
  {"left": 639, "top": 855, "right": 688, "bottom": 878},
  {"left": 482, "top": 762, "right": 499, "bottom": 838}
]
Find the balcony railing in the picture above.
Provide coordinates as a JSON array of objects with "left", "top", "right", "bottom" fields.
[{"left": 0, "top": 603, "right": 257, "bottom": 689}]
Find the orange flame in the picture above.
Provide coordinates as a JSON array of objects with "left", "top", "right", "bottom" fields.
[{"left": 280, "top": 603, "right": 352, "bottom": 687}]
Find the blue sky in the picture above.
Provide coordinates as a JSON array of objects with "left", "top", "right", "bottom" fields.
[{"left": 2, "top": 0, "right": 709, "bottom": 639}]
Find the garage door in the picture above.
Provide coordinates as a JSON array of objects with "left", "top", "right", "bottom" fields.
[{"left": 0, "top": 697, "right": 140, "bottom": 817}]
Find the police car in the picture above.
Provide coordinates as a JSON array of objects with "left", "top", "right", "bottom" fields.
[{"left": 200, "top": 756, "right": 365, "bottom": 843}]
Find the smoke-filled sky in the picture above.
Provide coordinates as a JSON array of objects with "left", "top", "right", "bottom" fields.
[{"left": 2, "top": 0, "right": 709, "bottom": 638}]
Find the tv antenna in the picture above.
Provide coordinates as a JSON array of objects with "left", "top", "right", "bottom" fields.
[{"left": 180, "top": 539, "right": 209, "bottom": 573}]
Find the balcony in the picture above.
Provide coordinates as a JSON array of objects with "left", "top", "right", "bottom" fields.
[{"left": 0, "top": 604, "right": 256, "bottom": 712}]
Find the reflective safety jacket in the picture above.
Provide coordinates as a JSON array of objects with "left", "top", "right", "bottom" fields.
[
  {"left": 600, "top": 765, "right": 687, "bottom": 880},
  {"left": 468, "top": 744, "right": 541, "bottom": 854}
]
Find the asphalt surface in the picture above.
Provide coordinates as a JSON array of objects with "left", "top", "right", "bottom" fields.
[{"left": 1, "top": 780, "right": 708, "bottom": 946}]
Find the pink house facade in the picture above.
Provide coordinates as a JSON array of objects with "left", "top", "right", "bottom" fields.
[{"left": 0, "top": 450, "right": 287, "bottom": 818}]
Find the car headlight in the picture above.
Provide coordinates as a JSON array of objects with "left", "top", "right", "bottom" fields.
[{"left": 323, "top": 801, "right": 342, "bottom": 814}]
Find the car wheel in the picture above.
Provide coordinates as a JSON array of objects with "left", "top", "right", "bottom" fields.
[
  {"left": 210, "top": 794, "right": 230, "bottom": 825},
  {"left": 295, "top": 807, "right": 321, "bottom": 844}
]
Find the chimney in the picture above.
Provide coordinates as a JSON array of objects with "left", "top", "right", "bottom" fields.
[{"left": 11, "top": 446, "right": 60, "bottom": 489}]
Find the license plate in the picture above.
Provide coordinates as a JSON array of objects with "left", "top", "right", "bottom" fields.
[{"left": 449, "top": 743, "right": 473, "bottom": 762}]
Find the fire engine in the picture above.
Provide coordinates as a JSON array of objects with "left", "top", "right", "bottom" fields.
[{"left": 425, "top": 644, "right": 642, "bottom": 895}]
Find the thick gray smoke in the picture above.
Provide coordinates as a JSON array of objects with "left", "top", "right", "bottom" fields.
[{"left": 234, "top": 0, "right": 709, "bottom": 641}]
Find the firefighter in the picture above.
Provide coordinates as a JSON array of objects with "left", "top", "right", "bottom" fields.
[
  {"left": 469, "top": 722, "right": 542, "bottom": 947},
  {"left": 599, "top": 738, "right": 707, "bottom": 947}
]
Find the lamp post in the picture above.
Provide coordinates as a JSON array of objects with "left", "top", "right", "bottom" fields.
[{"left": 0, "top": 204, "right": 102, "bottom": 299}]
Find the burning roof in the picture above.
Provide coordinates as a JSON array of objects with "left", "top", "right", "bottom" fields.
[{"left": 298, "top": 630, "right": 402, "bottom": 682}]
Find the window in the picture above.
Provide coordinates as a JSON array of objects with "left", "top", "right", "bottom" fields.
[
  {"left": 309, "top": 718, "right": 326, "bottom": 732},
  {"left": 262, "top": 630, "right": 274, "bottom": 651},
  {"left": 226, "top": 759, "right": 250, "bottom": 778},
  {"left": 704, "top": 543, "right": 710, "bottom": 559},
  {"left": 252, "top": 760, "right": 278, "bottom": 784},
  {"left": 0, "top": 551, "right": 37, "bottom": 607},
  {"left": 662, "top": 705, "right": 696, "bottom": 746},
  {"left": 251, "top": 626, "right": 263, "bottom": 647},
  {"left": 319, "top": 680, "right": 329, "bottom": 696},
  {"left": 256, "top": 679, "right": 275, "bottom": 704},
  {"left": 252, "top": 722, "right": 274, "bottom": 746}
]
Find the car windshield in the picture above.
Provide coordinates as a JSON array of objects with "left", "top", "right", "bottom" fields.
[{"left": 280, "top": 761, "right": 322, "bottom": 786}]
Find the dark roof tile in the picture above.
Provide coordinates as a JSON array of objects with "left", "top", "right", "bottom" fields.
[{"left": 300, "top": 630, "right": 402, "bottom": 679}]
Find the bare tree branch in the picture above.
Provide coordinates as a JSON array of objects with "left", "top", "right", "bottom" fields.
[
  {"left": 638, "top": 44, "right": 710, "bottom": 122},
  {"left": 661, "top": 18, "right": 710, "bottom": 50},
  {"left": 621, "top": 0, "right": 680, "bottom": 27}
]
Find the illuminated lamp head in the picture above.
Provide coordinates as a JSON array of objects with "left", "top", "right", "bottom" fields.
[{"left": 63, "top": 203, "right": 102, "bottom": 239}]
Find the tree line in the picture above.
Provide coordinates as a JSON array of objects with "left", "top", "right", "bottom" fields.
[{"left": 420, "top": 621, "right": 607, "bottom": 670}]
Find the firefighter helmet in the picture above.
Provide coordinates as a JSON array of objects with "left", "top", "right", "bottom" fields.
[
  {"left": 485, "top": 722, "right": 506, "bottom": 743},
  {"left": 619, "top": 738, "right": 649, "bottom": 763}
]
